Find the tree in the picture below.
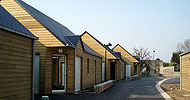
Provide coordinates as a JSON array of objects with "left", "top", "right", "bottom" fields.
[
  {"left": 176, "top": 39, "right": 190, "bottom": 52},
  {"left": 132, "top": 47, "right": 152, "bottom": 60},
  {"left": 132, "top": 47, "right": 152, "bottom": 76},
  {"left": 171, "top": 51, "right": 182, "bottom": 64},
  {"left": 170, "top": 51, "right": 182, "bottom": 71}
]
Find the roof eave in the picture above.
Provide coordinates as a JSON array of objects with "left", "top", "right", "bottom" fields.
[{"left": 0, "top": 25, "right": 38, "bottom": 40}]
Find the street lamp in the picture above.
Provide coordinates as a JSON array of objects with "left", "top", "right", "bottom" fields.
[
  {"left": 104, "top": 43, "right": 112, "bottom": 81},
  {"left": 153, "top": 50, "right": 155, "bottom": 60}
]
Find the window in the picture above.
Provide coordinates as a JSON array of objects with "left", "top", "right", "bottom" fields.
[{"left": 87, "top": 58, "right": 90, "bottom": 74}]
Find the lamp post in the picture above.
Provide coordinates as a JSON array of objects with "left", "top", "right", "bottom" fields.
[
  {"left": 153, "top": 50, "right": 155, "bottom": 60},
  {"left": 104, "top": 43, "right": 112, "bottom": 81}
]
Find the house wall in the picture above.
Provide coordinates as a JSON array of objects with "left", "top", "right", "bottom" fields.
[
  {"left": 76, "top": 40, "right": 102, "bottom": 90},
  {"left": 81, "top": 33, "right": 117, "bottom": 81},
  {"left": 1, "top": 0, "right": 77, "bottom": 94},
  {"left": 35, "top": 46, "right": 75, "bottom": 94},
  {"left": 0, "top": 29, "right": 33, "bottom": 100},
  {"left": 35, "top": 40, "right": 75, "bottom": 94},
  {"left": 181, "top": 53, "right": 190, "bottom": 92},
  {"left": 113, "top": 45, "right": 139, "bottom": 76},
  {"left": 108, "top": 60, "right": 125, "bottom": 80}
]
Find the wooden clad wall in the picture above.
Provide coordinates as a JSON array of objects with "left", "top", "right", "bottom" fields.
[
  {"left": 0, "top": 29, "right": 33, "bottom": 100},
  {"left": 45, "top": 47, "right": 75, "bottom": 93},
  {"left": 181, "top": 54, "right": 190, "bottom": 92},
  {"left": 81, "top": 33, "right": 117, "bottom": 60},
  {"left": 113, "top": 45, "right": 139, "bottom": 76},
  {"left": 1, "top": 0, "right": 64, "bottom": 47},
  {"left": 76, "top": 40, "right": 102, "bottom": 89}
]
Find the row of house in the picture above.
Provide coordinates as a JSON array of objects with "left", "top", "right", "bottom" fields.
[{"left": 0, "top": 0, "right": 140, "bottom": 100}]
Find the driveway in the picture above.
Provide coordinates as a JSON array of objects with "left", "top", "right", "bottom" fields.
[{"left": 35, "top": 77, "right": 165, "bottom": 100}]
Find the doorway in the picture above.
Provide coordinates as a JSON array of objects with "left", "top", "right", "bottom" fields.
[
  {"left": 110, "top": 62, "right": 116, "bottom": 80},
  {"left": 52, "top": 55, "right": 67, "bottom": 92},
  {"left": 134, "top": 64, "right": 138, "bottom": 75},
  {"left": 75, "top": 57, "right": 81, "bottom": 92}
]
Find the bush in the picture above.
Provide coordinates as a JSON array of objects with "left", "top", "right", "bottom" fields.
[
  {"left": 169, "top": 62, "right": 180, "bottom": 71},
  {"left": 163, "top": 62, "right": 170, "bottom": 67}
]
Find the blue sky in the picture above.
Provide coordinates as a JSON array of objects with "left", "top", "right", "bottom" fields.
[{"left": 23, "top": 0, "right": 190, "bottom": 62}]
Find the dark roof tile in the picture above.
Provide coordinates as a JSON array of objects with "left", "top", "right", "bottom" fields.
[{"left": 0, "top": 5, "right": 36, "bottom": 39}]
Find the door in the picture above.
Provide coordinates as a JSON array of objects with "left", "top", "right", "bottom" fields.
[
  {"left": 34, "top": 54, "right": 40, "bottom": 93},
  {"left": 102, "top": 63, "right": 105, "bottom": 81},
  {"left": 110, "top": 62, "right": 116, "bottom": 80},
  {"left": 61, "top": 62, "right": 66, "bottom": 89},
  {"left": 61, "top": 62, "right": 66, "bottom": 86},
  {"left": 75, "top": 57, "right": 81, "bottom": 91},
  {"left": 126, "top": 64, "right": 131, "bottom": 77}
]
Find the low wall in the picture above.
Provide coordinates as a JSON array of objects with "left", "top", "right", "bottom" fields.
[
  {"left": 94, "top": 80, "right": 113, "bottom": 93},
  {"left": 163, "top": 66, "right": 174, "bottom": 77}
]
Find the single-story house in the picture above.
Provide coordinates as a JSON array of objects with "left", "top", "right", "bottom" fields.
[
  {"left": 112, "top": 44, "right": 140, "bottom": 76},
  {"left": 1, "top": 0, "right": 102, "bottom": 94},
  {"left": 81, "top": 31, "right": 126, "bottom": 81},
  {"left": 0, "top": 5, "right": 37, "bottom": 100},
  {"left": 180, "top": 51, "right": 190, "bottom": 92}
]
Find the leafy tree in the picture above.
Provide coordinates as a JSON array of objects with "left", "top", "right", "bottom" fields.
[
  {"left": 171, "top": 51, "right": 182, "bottom": 64},
  {"left": 163, "top": 62, "right": 170, "bottom": 67}
]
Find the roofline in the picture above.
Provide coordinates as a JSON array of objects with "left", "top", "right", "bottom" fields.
[
  {"left": 82, "top": 31, "right": 119, "bottom": 59},
  {"left": 15, "top": 0, "right": 74, "bottom": 48},
  {"left": 0, "top": 25, "right": 38, "bottom": 40},
  {"left": 180, "top": 51, "right": 190, "bottom": 56},
  {"left": 79, "top": 35, "right": 102, "bottom": 58},
  {"left": 112, "top": 44, "right": 139, "bottom": 62}
]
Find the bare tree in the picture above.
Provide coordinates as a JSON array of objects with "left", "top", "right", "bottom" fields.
[
  {"left": 132, "top": 47, "right": 153, "bottom": 76},
  {"left": 132, "top": 47, "right": 152, "bottom": 60},
  {"left": 176, "top": 39, "right": 190, "bottom": 52}
]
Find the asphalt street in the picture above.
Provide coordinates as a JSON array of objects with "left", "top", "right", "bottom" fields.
[{"left": 35, "top": 77, "right": 166, "bottom": 100}]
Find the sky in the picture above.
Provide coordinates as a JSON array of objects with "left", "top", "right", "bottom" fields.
[{"left": 23, "top": 0, "right": 190, "bottom": 62}]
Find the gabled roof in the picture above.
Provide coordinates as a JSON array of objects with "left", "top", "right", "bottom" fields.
[
  {"left": 15, "top": 0, "right": 74, "bottom": 46},
  {"left": 0, "top": 5, "right": 37, "bottom": 39},
  {"left": 83, "top": 42, "right": 102, "bottom": 58},
  {"left": 112, "top": 44, "right": 139, "bottom": 62},
  {"left": 134, "top": 56, "right": 141, "bottom": 61},
  {"left": 106, "top": 46, "right": 126, "bottom": 63},
  {"left": 66, "top": 35, "right": 101, "bottom": 57},
  {"left": 66, "top": 36, "right": 81, "bottom": 47},
  {"left": 180, "top": 51, "right": 190, "bottom": 56},
  {"left": 82, "top": 31, "right": 119, "bottom": 59}
]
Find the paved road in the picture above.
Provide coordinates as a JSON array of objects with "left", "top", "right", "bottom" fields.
[
  {"left": 35, "top": 77, "right": 165, "bottom": 100},
  {"left": 162, "top": 77, "right": 180, "bottom": 85}
]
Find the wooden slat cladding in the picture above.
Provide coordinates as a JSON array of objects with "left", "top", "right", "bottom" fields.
[
  {"left": 76, "top": 40, "right": 102, "bottom": 90},
  {"left": 81, "top": 33, "right": 117, "bottom": 60},
  {"left": 181, "top": 53, "right": 190, "bottom": 92},
  {"left": 113, "top": 45, "right": 139, "bottom": 76},
  {"left": 0, "top": 29, "right": 33, "bottom": 100},
  {"left": 45, "top": 47, "right": 75, "bottom": 93},
  {"left": 1, "top": 0, "right": 64, "bottom": 47},
  {"left": 113, "top": 45, "right": 138, "bottom": 62}
]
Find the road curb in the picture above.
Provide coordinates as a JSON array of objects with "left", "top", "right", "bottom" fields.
[{"left": 156, "top": 78, "right": 173, "bottom": 100}]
